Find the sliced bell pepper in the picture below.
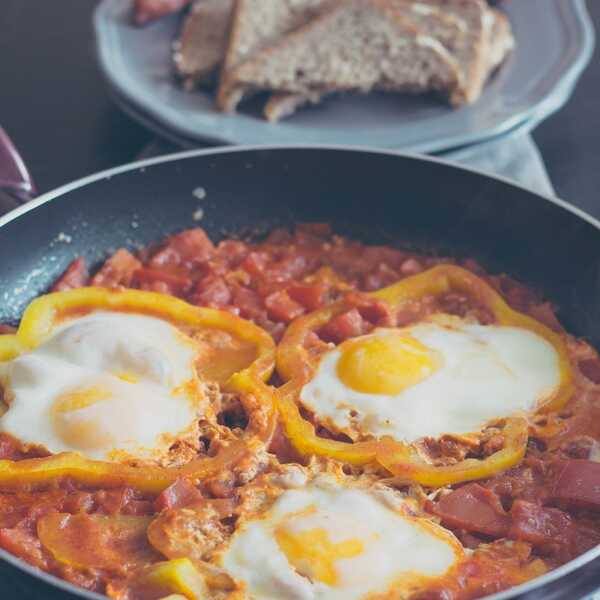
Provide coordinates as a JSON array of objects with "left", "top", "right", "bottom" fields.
[
  {"left": 122, "top": 558, "right": 209, "bottom": 600},
  {"left": 0, "top": 288, "right": 276, "bottom": 492},
  {"left": 275, "top": 265, "right": 573, "bottom": 485},
  {"left": 2, "top": 286, "right": 275, "bottom": 383},
  {"left": 370, "top": 265, "right": 573, "bottom": 413},
  {"left": 375, "top": 417, "right": 529, "bottom": 486},
  {"left": 37, "top": 513, "right": 157, "bottom": 570},
  {"left": 0, "top": 440, "right": 247, "bottom": 494}
]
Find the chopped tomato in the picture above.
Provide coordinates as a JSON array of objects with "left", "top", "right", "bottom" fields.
[
  {"left": 508, "top": 500, "right": 576, "bottom": 557},
  {"left": 550, "top": 460, "right": 600, "bottom": 510},
  {"left": 134, "top": 267, "right": 193, "bottom": 295},
  {"left": 287, "top": 284, "right": 326, "bottom": 310},
  {"left": 320, "top": 308, "right": 368, "bottom": 343},
  {"left": 150, "top": 228, "right": 215, "bottom": 269},
  {"left": 268, "top": 254, "right": 309, "bottom": 282},
  {"left": 51, "top": 257, "right": 88, "bottom": 291},
  {"left": 579, "top": 358, "right": 600, "bottom": 384},
  {"left": 241, "top": 251, "right": 270, "bottom": 277},
  {"left": 431, "top": 484, "right": 510, "bottom": 537},
  {"left": 399, "top": 257, "right": 424, "bottom": 275},
  {"left": 0, "top": 524, "right": 49, "bottom": 570},
  {"left": 232, "top": 286, "right": 265, "bottom": 321},
  {"left": 154, "top": 479, "right": 203, "bottom": 512},
  {"left": 91, "top": 249, "right": 141, "bottom": 288},
  {"left": 191, "top": 275, "right": 231, "bottom": 308},
  {"left": 265, "top": 290, "right": 305, "bottom": 323},
  {"left": 527, "top": 302, "right": 563, "bottom": 332}
]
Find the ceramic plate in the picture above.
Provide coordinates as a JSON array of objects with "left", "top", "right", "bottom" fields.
[{"left": 94, "top": 0, "right": 594, "bottom": 152}]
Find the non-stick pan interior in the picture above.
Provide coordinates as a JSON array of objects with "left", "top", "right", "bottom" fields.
[
  {"left": 1, "top": 147, "right": 599, "bottom": 345},
  {"left": 1, "top": 147, "right": 600, "bottom": 599}
]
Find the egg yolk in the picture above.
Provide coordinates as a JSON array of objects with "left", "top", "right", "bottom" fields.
[
  {"left": 275, "top": 526, "right": 364, "bottom": 585},
  {"left": 337, "top": 332, "right": 438, "bottom": 395}
]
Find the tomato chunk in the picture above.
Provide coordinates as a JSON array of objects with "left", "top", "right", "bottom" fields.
[
  {"left": 191, "top": 275, "right": 231, "bottom": 308},
  {"left": 550, "top": 459, "right": 600, "bottom": 510},
  {"left": 232, "top": 286, "right": 264, "bottom": 321},
  {"left": 150, "top": 228, "right": 214, "bottom": 269},
  {"left": 241, "top": 251, "right": 270, "bottom": 277},
  {"left": 155, "top": 479, "right": 203, "bottom": 512},
  {"left": 134, "top": 267, "right": 193, "bottom": 295},
  {"left": 579, "top": 359, "right": 600, "bottom": 384},
  {"left": 431, "top": 484, "right": 510, "bottom": 537},
  {"left": 52, "top": 257, "right": 89, "bottom": 292},
  {"left": 508, "top": 500, "right": 576, "bottom": 556},
  {"left": 265, "top": 290, "right": 305, "bottom": 323},
  {"left": 288, "top": 284, "right": 325, "bottom": 311},
  {"left": 91, "top": 248, "right": 141, "bottom": 288},
  {"left": 320, "top": 308, "right": 367, "bottom": 343}
]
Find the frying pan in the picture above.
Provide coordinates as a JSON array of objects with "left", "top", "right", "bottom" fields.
[{"left": 1, "top": 135, "right": 600, "bottom": 600}]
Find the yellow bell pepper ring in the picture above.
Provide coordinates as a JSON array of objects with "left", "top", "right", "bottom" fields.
[
  {"left": 375, "top": 417, "right": 529, "bottom": 487},
  {"left": 275, "top": 264, "right": 574, "bottom": 485},
  {"left": 370, "top": 265, "right": 573, "bottom": 413},
  {"left": 0, "top": 286, "right": 275, "bottom": 383},
  {"left": 276, "top": 384, "right": 528, "bottom": 486},
  {"left": 0, "top": 441, "right": 248, "bottom": 494},
  {"left": 0, "top": 287, "right": 277, "bottom": 492},
  {"left": 278, "top": 264, "right": 573, "bottom": 413}
]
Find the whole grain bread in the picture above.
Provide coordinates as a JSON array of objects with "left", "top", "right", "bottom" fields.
[
  {"left": 263, "top": 91, "right": 324, "bottom": 122},
  {"left": 228, "top": 0, "right": 460, "bottom": 101},
  {"left": 173, "top": 0, "right": 234, "bottom": 88},
  {"left": 414, "top": 0, "right": 494, "bottom": 105},
  {"left": 217, "top": 0, "right": 328, "bottom": 112},
  {"left": 487, "top": 8, "right": 514, "bottom": 74},
  {"left": 262, "top": 0, "right": 466, "bottom": 121}
]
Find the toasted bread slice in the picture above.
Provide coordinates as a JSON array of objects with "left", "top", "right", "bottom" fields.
[
  {"left": 228, "top": 0, "right": 460, "bottom": 101},
  {"left": 174, "top": 0, "right": 234, "bottom": 88},
  {"left": 216, "top": 0, "right": 327, "bottom": 112},
  {"left": 487, "top": 8, "right": 514, "bottom": 74},
  {"left": 262, "top": 0, "right": 463, "bottom": 122},
  {"left": 263, "top": 91, "right": 324, "bottom": 122},
  {"left": 414, "top": 0, "right": 493, "bottom": 105}
]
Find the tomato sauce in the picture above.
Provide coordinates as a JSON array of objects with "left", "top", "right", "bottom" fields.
[{"left": 2, "top": 224, "right": 600, "bottom": 599}]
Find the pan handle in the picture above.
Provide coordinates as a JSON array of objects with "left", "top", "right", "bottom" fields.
[{"left": 0, "top": 126, "right": 36, "bottom": 215}]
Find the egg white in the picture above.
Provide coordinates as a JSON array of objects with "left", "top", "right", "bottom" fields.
[
  {"left": 221, "top": 477, "right": 462, "bottom": 600},
  {"left": 300, "top": 317, "right": 561, "bottom": 442},
  {"left": 0, "top": 312, "right": 206, "bottom": 462}
]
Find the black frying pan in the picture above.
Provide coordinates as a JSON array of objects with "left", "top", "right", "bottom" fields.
[{"left": 1, "top": 141, "right": 600, "bottom": 600}]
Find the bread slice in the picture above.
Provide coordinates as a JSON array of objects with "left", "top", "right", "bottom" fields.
[
  {"left": 227, "top": 0, "right": 460, "bottom": 101},
  {"left": 260, "top": 1, "right": 514, "bottom": 121},
  {"left": 262, "top": 0, "right": 463, "bottom": 121},
  {"left": 487, "top": 8, "right": 514, "bottom": 74},
  {"left": 173, "top": 0, "right": 234, "bottom": 89},
  {"left": 216, "top": 0, "right": 327, "bottom": 112},
  {"left": 263, "top": 91, "right": 324, "bottom": 122},
  {"left": 414, "top": 0, "right": 494, "bottom": 105}
]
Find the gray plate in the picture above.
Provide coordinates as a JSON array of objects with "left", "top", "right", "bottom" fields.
[{"left": 94, "top": 0, "right": 594, "bottom": 151}]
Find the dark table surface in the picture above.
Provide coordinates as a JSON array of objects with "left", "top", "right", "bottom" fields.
[{"left": 0, "top": 0, "right": 598, "bottom": 214}]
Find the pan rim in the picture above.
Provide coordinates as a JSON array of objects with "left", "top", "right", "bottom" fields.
[{"left": 1, "top": 143, "right": 600, "bottom": 600}]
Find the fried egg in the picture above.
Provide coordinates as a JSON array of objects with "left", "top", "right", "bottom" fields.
[
  {"left": 220, "top": 476, "right": 463, "bottom": 600},
  {"left": 0, "top": 312, "right": 207, "bottom": 462},
  {"left": 300, "top": 315, "right": 561, "bottom": 442}
]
